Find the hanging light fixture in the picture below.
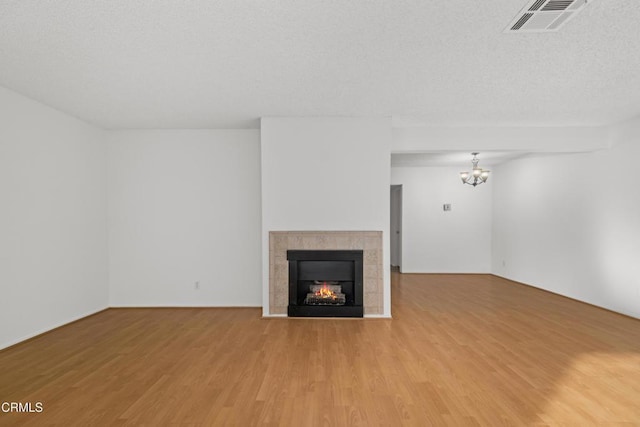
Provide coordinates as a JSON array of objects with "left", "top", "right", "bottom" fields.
[{"left": 460, "top": 152, "right": 490, "bottom": 187}]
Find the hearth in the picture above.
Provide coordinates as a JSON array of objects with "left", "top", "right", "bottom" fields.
[{"left": 287, "top": 250, "right": 363, "bottom": 317}]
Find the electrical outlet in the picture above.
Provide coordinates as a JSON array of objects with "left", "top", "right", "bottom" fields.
[
  {"left": 195, "top": 281, "right": 200, "bottom": 290},
  {"left": 443, "top": 204, "right": 452, "bottom": 211},
  {"left": 502, "top": 260, "right": 506, "bottom": 267}
]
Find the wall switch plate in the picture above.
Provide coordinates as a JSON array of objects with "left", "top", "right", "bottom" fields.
[{"left": 443, "top": 204, "right": 452, "bottom": 211}]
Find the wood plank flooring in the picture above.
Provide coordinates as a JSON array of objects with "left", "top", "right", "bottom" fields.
[{"left": 1, "top": 273, "right": 640, "bottom": 425}]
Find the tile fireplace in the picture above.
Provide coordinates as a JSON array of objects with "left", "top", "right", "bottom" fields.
[{"left": 268, "top": 231, "right": 383, "bottom": 316}]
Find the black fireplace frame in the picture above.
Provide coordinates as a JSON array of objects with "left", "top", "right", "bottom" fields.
[{"left": 287, "top": 249, "right": 363, "bottom": 318}]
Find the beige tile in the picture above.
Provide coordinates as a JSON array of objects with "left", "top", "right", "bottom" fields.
[
  {"left": 274, "top": 264, "right": 287, "bottom": 281},
  {"left": 335, "top": 235, "right": 349, "bottom": 249},
  {"left": 365, "top": 238, "right": 381, "bottom": 251},
  {"left": 348, "top": 236, "right": 364, "bottom": 249},
  {"left": 301, "top": 237, "right": 314, "bottom": 249},
  {"left": 364, "top": 264, "right": 379, "bottom": 280},
  {"left": 363, "top": 290, "right": 378, "bottom": 304},
  {"left": 325, "top": 234, "right": 338, "bottom": 249},
  {"left": 271, "top": 306, "right": 286, "bottom": 315},
  {"left": 288, "top": 235, "right": 304, "bottom": 249},
  {"left": 274, "top": 236, "right": 288, "bottom": 251},
  {"left": 364, "top": 249, "right": 379, "bottom": 264},
  {"left": 363, "top": 277, "right": 376, "bottom": 293},
  {"left": 275, "top": 253, "right": 286, "bottom": 265},
  {"left": 275, "top": 278, "right": 287, "bottom": 294},
  {"left": 318, "top": 234, "right": 330, "bottom": 248},
  {"left": 372, "top": 308, "right": 383, "bottom": 315},
  {"left": 275, "top": 292, "right": 287, "bottom": 309}
]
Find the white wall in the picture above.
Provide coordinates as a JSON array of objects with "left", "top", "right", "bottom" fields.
[
  {"left": 0, "top": 86, "right": 108, "bottom": 349},
  {"left": 107, "top": 130, "right": 262, "bottom": 307},
  {"left": 392, "top": 125, "right": 610, "bottom": 153},
  {"left": 391, "top": 167, "right": 492, "bottom": 273},
  {"left": 261, "top": 117, "right": 392, "bottom": 316},
  {"left": 492, "top": 118, "right": 640, "bottom": 319}
]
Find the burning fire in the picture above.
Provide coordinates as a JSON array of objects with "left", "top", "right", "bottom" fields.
[
  {"left": 316, "top": 283, "right": 337, "bottom": 299},
  {"left": 305, "top": 281, "right": 345, "bottom": 306}
]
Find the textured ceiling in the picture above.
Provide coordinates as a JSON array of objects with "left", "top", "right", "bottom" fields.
[{"left": 0, "top": 0, "right": 639, "bottom": 129}]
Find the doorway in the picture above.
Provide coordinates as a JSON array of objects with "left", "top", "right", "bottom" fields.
[{"left": 390, "top": 185, "right": 402, "bottom": 272}]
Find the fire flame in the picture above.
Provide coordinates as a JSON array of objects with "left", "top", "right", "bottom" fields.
[{"left": 316, "top": 283, "right": 337, "bottom": 299}]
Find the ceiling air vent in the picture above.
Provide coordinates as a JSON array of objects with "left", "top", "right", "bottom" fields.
[
  {"left": 541, "top": 0, "right": 574, "bottom": 11},
  {"left": 511, "top": 13, "right": 534, "bottom": 30},
  {"left": 505, "top": 0, "right": 592, "bottom": 33},
  {"left": 529, "top": 0, "right": 546, "bottom": 11}
]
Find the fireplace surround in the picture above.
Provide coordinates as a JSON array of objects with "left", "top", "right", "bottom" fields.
[
  {"left": 268, "top": 231, "right": 383, "bottom": 316},
  {"left": 287, "top": 250, "right": 363, "bottom": 317}
]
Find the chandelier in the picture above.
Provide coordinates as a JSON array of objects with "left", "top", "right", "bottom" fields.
[{"left": 460, "top": 152, "right": 490, "bottom": 187}]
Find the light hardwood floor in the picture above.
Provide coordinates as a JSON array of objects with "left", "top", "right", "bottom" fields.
[{"left": 1, "top": 273, "right": 640, "bottom": 426}]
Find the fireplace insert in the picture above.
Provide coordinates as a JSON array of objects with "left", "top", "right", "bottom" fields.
[{"left": 287, "top": 250, "right": 363, "bottom": 317}]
